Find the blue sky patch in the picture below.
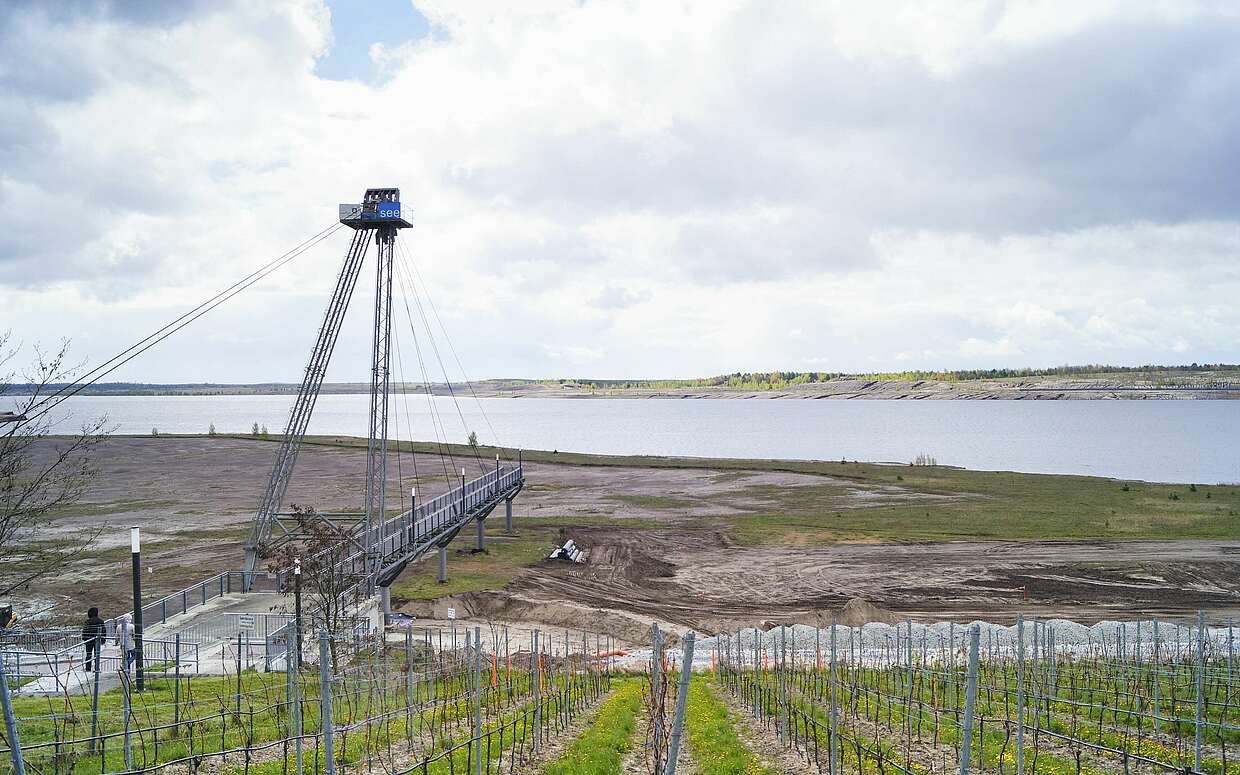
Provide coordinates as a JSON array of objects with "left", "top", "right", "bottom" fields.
[{"left": 315, "top": 0, "right": 431, "bottom": 82}]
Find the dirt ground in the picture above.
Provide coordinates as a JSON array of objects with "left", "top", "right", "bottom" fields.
[
  {"left": 18, "top": 437, "right": 1240, "bottom": 630},
  {"left": 509, "top": 527, "right": 1240, "bottom": 633}
]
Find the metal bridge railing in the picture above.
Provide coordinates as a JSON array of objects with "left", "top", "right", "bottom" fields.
[
  {"left": 124, "top": 571, "right": 234, "bottom": 630},
  {"left": 75, "top": 465, "right": 523, "bottom": 653},
  {"left": 369, "top": 463, "right": 523, "bottom": 569},
  {"left": 321, "top": 464, "right": 523, "bottom": 580}
]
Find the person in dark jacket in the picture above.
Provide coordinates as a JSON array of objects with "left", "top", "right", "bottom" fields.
[{"left": 82, "top": 607, "right": 106, "bottom": 672}]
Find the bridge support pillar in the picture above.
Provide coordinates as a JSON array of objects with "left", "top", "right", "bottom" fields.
[
  {"left": 379, "top": 585, "right": 391, "bottom": 625},
  {"left": 505, "top": 498, "right": 513, "bottom": 532},
  {"left": 438, "top": 545, "right": 448, "bottom": 584},
  {"left": 476, "top": 518, "right": 486, "bottom": 552}
]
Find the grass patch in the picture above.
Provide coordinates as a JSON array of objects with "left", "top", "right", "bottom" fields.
[
  {"left": 603, "top": 493, "right": 696, "bottom": 510},
  {"left": 45, "top": 499, "right": 181, "bottom": 519},
  {"left": 155, "top": 435, "right": 1240, "bottom": 543},
  {"left": 685, "top": 677, "right": 775, "bottom": 774},
  {"left": 543, "top": 678, "right": 643, "bottom": 775},
  {"left": 725, "top": 474, "right": 1240, "bottom": 544},
  {"left": 390, "top": 528, "right": 560, "bottom": 601},
  {"left": 520, "top": 515, "right": 664, "bottom": 530},
  {"left": 731, "top": 482, "right": 855, "bottom": 509},
  {"left": 710, "top": 471, "right": 756, "bottom": 483}
]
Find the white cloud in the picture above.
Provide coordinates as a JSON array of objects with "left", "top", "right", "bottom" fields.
[{"left": 2, "top": 1, "right": 1240, "bottom": 380}]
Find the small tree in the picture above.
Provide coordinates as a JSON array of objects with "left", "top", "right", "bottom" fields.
[
  {"left": 467, "top": 430, "right": 478, "bottom": 448},
  {"left": 1, "top": 335, "right": 108, "bottom": 598},
  {"left": 207, "top": 422, "right": 216, "bottom": 436},
  {"left": 260, "top": 424, "right": 269, "bottom": 438},
  {"left": 151, "top": 427, "right": 159, "bottom": 437},
  {"left": 261, "top": 505, "right": 366, "bottom": 672},
  {"left": 251, "top": 422, "right": 260, "bottom": 436}
]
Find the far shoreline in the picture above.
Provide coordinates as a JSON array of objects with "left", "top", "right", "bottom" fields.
[{"left": 13, "top": 380, "right": 1240, "bottom": 400}]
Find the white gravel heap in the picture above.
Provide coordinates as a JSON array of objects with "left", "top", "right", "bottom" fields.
[{"left": 626, "top": 618, "right": 1237, "bottom": 670}]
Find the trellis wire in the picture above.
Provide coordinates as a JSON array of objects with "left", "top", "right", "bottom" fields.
[
  {"left": 704, "top": 612, "right": 1236, "bottom": 775},
  {"left": 0, "top": 622, "right": 614, "bottom": 775}
]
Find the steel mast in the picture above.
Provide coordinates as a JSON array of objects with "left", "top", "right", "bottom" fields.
[
  {"left": 243, "top": 189, "right": 412, "bottom": 585},
  {"left": 364, "top": 195, "right": 397, "bottom": 576}
]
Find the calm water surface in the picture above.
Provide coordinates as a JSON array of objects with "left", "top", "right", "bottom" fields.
[{"left": 21, "top": 394, "right": 1240, "bottom": 483}]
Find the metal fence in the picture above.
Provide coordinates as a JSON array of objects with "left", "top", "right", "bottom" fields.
[
  {"left": 1, "top": 636, "right": 199, "bottom": 681},
  {"left": 704, "top": 612, "right": 1238, "bottom": 775},
  {"left": 1, "top": 621, "right": 615, "bottom": 775}
]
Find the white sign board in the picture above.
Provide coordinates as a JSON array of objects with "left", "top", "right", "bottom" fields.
[
  {"left": 446, "top": 607, "right": 456, "bottom": 620},
  {"left": 237, "top": 613, "right": 256, "bottom": 631}
]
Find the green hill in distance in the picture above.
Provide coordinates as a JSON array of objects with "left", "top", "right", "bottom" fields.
[{"left": 10, "top": 363, "right": 1240, "bottom": 398}]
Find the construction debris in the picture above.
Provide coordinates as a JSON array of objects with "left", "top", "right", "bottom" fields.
[{"left": 548, "top": 538, "right": 586, "bottom": 564}]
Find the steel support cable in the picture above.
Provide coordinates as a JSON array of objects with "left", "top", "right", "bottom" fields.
[
  {"left": 386, "top": 316, "right": 410, "bottom": 517},
  {"left": 397, "top": 233, "right": 514, "bottom": 465},
  {"left": 391, "top": 397, "right": 408, "bottom": 517},
  {"left": 391, "top": 238, "right": 486, "bottom": 474},
  {"left": 392, "top": 316, "right": 455, "bottom": 494},
  {"left": 19, "top": 221, "right": 347, "bottom": 428},
  {"left": 398, "top": 232, "right": 513, "bottom": 466},
  {"left": 392, "top": 267, "right": 456, "bottom": 487},
  {"left": 393, "top": 238, "right": 481, "bottom": 476},
  {"left": 392, "top": 277, "right": 455, "bottom": 488},
  {"left": 389, "top": 330, "right": 422, "bottom": 499},
  {"left": 246, "top": 227, "right": 372, "bottom": 551},
  {"left": 390, "top": 250, "right": 458, "bottom": 472}
]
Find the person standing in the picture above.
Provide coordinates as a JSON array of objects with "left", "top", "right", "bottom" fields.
[
  {"left": 116, "top": 612, "right": 136, "bottom": 672},
  {"left": 82, "top": 607, "right": 106, "bottom": 672}
]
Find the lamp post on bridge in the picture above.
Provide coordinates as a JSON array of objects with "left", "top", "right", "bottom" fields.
[{"left": 407, "top": 486, "right": 417, "bottom": 551}]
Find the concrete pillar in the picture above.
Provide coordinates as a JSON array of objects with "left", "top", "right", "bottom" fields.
[
  {"left": 438, "top": 545, "right": 448, "bottom": 584},
  {"left": 505, "top": 498, "right": 513, "bottom": 532},
  {"left": 476, "top": 518, "right": 486, "bottom": 551},
  {"left": 379, "top": 586, "right": 391, "bottom": 625}
]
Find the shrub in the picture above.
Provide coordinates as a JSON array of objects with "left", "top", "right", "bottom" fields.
[
  {"left": 207, "top": 422, "right": 216, "bottom": 436},
  {"left": 251, "top": 422, "right": 260, "bottom": 436},
  {"left": 151, "top": 427, "right": 159, "bottom": 437}
]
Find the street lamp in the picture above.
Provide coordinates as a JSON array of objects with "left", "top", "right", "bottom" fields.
[
  {"left": 130, "top": 527, "right": 145, "bottom": 691},
  {"left": 293, "top": 558, "right": 302, "bottom": 671}
]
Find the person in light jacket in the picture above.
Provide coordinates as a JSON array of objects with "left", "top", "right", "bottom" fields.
[{"left": 115, "top": 613, "right": 137, "bottom": 671}]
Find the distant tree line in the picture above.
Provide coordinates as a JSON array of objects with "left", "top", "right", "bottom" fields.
[
  {"left": 545, "top": 363, "right": 1240, "bottom": 391},
  {"left": 9, "top": 361, "right": 1240, "bottom": 396}
]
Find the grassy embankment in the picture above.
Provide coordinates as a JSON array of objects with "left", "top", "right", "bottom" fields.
[
  {"left": 131, "top": 434, "right": 1240, "bottom": 600},
  {"left": 288, "top": 435, "right": 1240, "bottom": 542}
]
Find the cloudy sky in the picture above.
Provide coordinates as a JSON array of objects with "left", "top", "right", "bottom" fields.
[{"left": 2, "top": 0, "right": 1239, "bottom": 383}]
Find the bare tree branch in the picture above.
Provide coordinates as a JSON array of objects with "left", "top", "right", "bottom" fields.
[
  {"left": 260, "top": 504, "right": 368, "bottom": 672},
  {"left": 0, "top": 334, "right": 110, "bottom": 599}
]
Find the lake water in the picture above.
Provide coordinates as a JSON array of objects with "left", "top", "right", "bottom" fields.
[{"left": 21, "top": 394, "right": 1239, "bottom": 484}]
